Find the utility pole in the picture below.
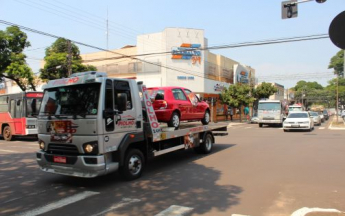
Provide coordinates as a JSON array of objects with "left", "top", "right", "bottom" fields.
[
  {"left": 336, "top": 74, "right": 339, "bottom": 122},
  {"left": 67, "top": 40, "right": 72, "bottom": 76}
]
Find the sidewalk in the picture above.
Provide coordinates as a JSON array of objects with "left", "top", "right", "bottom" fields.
[
  {"left": 328, "top": 115, "right": 345, "bottom": 130},
  {"left": 219, "top": 119, "right": 250, "bottom": 128}
]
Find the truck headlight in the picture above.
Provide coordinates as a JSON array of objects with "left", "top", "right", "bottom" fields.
[
  {"left": 39, "top": 140, "right": 45, "bottom": 150},
  {"left": 84, "top": 144, "right": 94, "bottom": 153},
  {"left": 82, "top": 142, "right": 98, "bottom": 154}
]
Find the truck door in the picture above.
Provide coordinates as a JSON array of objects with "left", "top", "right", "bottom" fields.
[
  {"left": 102, "top": 79, "right": 137, "bottom": 152},
  {"left": 113, "top": 80, "right": 137, "bottom": 133}
]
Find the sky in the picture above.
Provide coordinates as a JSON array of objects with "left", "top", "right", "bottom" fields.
[{"left": 1, "top": 0, "right": 344, "bottom": 89}]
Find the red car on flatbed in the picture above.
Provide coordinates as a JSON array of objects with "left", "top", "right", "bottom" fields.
[{"left": 147, "top": 86, "right": 210, "bottom": 129}]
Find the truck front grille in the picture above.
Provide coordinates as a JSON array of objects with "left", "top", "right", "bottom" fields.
[{"left": 48, "top": 144, "right": 79, "bottom": 155}]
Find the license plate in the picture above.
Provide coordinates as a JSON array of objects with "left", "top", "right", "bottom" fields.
[
  {"left": 53, "top": 156, "right": 67, "bottom": 164},
  {"left": 292, "top": 124, "right": 300, "bottom": 128}
]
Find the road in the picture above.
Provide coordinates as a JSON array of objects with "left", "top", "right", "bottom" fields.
[{"left": 0, "top": 119, "right": 344, "bottom": 216}]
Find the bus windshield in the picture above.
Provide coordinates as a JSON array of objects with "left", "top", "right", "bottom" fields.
[
  {"left": 258, "top": 102, "right": 281, "bottom": 110},
  {"left": 26, "top": 98, "right": 42, "bottom": 117},
  {"left": 289, "top": 106, "right": 302, "bottom": 112},
  {"left": 39, "top": 83, "right": 101, "bottom": 117}
]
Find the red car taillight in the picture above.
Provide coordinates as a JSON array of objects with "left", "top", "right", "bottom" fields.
[{"left": 155, "top": 100, "right": 168, "bottom": 109}]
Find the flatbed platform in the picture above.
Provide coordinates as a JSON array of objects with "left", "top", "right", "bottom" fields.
[{"left": 150, "top": 122, "right": 228, "bottom": 142}]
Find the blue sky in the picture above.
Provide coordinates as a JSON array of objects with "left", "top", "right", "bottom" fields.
[{"left": 1, "top": 0, "right": 344, "bottom": 88}]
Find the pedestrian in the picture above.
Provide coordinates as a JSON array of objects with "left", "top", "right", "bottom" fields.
[
  {"left": 244, "top": 106, "right": 249, "bottom": 121},
  {"left": 228, "top": 106, "right": 233, "bottom": 121}
]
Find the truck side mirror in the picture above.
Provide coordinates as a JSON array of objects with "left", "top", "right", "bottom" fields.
[{"left": 117, "top": 93, "right": 127, "bottom": 112}]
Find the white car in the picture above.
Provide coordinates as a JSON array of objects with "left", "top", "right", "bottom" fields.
[
  {"left": 309, "top": 111, "right": 321, "bottom": 126},
  {"left": 318, "top": 111, "right": 325, "bottom": 122},
  {"left": 283, "top": 111, "right": 314, "bottom": 132}
]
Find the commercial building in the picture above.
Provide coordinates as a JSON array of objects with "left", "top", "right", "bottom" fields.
[{"left": 81, "top": 28, "right": 257, "bottom": 121}]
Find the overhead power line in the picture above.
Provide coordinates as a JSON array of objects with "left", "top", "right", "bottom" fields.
[{"left": 0, "top": 19, "right": 330, "bottom": 81}]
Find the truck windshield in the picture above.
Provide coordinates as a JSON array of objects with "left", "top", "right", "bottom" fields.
[
  {"left": 258, "top": 103, "right": 281, "bottom": 110},
  {"left": 39, "top": 83, "right": 101, "bottom": 117}
]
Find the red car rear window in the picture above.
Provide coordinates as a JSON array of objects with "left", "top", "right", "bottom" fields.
[{"left": 148, "top": 89, "right": 165, "bottom": 100}]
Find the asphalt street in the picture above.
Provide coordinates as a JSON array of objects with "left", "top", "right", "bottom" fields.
[{"left": 0, "top": 119, "right": 344, "bottom": 216}]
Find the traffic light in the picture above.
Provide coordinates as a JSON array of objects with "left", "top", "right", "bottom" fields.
[{"left": 315, "top": 0, "right": 326, "bottom": 3}]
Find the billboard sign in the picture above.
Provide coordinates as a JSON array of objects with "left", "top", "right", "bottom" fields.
[{"left": 172, "top": 43, "right": 202, "bottom": 64}]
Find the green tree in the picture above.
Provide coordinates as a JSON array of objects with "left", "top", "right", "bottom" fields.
[
  {"left": 325, "top": 77, "right": 345, "bottom": 108},
  {"left": 220, "top": 83, "right": 254, "bottom": 122},
  {"left": 292, "top": 80, "right": 324, "bottom": 108},
  {"left": 40, "top": 38, "right": 97, "bottom": 80},
  {"left": 328, "top": 50, "right": 344, "bottom": 76},
  {"left": 0, "top": 26, "right": 36, "bottom": 91},
  {"left": 252, "top": 82, "right": 278, "bottom": 100}
]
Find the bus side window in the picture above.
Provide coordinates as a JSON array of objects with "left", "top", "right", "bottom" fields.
[
  {"left": 10, "top": 100, "right": 15, "bottom": 117},
  {"left": 15, "top": 100, "right": 22, "bottom": 118}
]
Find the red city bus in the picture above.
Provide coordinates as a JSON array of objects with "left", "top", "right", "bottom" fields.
[{"left": 0, "top": 92, "right": 43, "bottom": 141}]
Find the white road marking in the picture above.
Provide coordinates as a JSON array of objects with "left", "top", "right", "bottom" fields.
[
  {"left": 0, "top": 149, "right": 19, "bottom": 153},
  {"left": 155, "top": 205, "right": 194, "bottom": 216},
  {"left": 232, "top": 214, "right": 250, "bottom": 216},
  {"left": 245, "top": 127, "right": 252, "bottom": 129},
  {"left": 18, "top": 191, "right": 99, "bottom": 216},
  {"left": 291, "top": 207, "right": 343, "bottom": 216},
  {"left": 319, "top": 127, "right": 325, "bottom": 129},
  {"left": 92, "top": 198, "right": 140, "bottom": 216}
]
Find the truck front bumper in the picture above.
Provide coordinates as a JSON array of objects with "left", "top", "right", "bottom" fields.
[{"left": 36, "top": 151, "right": 119, "bottom": 178}]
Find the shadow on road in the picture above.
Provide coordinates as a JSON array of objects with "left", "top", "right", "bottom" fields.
[
  {"left": 0, "top": 143, "right": 242, "bottom": 216},
  {"left": 0, "top": 135, "right": 38, "bottom": 142}
]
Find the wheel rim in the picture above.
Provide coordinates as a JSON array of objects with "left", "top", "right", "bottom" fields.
[
  {"left": 4, "top": 128, "right": 10, "bottom": 139},
  {"left": 205, "top": 136, "right": 212, "bottom": 151},
  {"left": 128, "top": 155, "right": 142, "bottom": 175},
  {"left": 172, "top": 115, "right": 179, "bottom": 128},
  {"left": 205, "top": 112, "right": 210, "bottom": 123}
]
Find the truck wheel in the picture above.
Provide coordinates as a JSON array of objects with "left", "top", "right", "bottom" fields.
[
  {"left": 201, "top": 110, "right": 210, "bottom": 125},
  {"left": 3, "top": 126, "right": 13, "bottom": 141},
  {"left": 259, "top": 123, "right": 263, "bottom": 128},
  {"left": 120, "top": 149, "right": 144, "bottom": 181},
  {"left": 168, "top": 112, "right": 180, "bottom": 129},
  {"left": 198, "top": 133, "right": 213, "bottom": 154}
]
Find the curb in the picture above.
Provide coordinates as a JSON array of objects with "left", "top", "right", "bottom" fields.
[{"left": 328, "top": 117, "right": 345, "bottom": 130}]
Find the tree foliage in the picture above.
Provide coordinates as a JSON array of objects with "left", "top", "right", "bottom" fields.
[
  {"left": 292, "top": 80, "right": 325, "bottom": 108},
  {"left": 40, "top": 38, "right": 97, "bottom": 80},
  {"left": 0, "top": 26, "right": 36, "bottom": 91},
  {"left": 220, "top": 83, "right": 254, "bottom": 122},
  {"left": 252, "top": 82, "right": 277, "bottom": 100},
  {"left": 328, "top": 50, "right": 344, "bottom": 76},
  {"left": 324, "top": 77, "right": 345, "bottom": 108}
]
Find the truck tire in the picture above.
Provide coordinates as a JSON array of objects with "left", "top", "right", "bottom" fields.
[
  {"left": 259, "top": 123, "right": 263, "bottom": 128},
  {"left": 120, "top": 149, "right": 144, "bottom": 181},
  {"left": 197, "top": 133, "right": 213, "bottom": 154},
  {"left": 201, "top": 110, "right": 210, "bottom": 125},
  {"left": 3, "top": 126, "right": 13, "bottom": 141},
  {"left": 168, "top": 112, "right": 180, "bottom": 129}
]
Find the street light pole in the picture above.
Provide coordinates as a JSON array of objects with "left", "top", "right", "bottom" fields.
[{"left": 336, "top": 74, "right": 339, "bottom": 122}]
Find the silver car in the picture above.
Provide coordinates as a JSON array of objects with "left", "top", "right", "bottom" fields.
[{"left": 309, "top": 111, "right": 321, "bottom": 126}]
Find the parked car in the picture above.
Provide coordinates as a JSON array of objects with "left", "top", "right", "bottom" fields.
[
  {"left": 250, "top": 114, "right": 259, "bottom": 124},
  {"left": 318, "top": 111, "right": 325, "bottom": 122},
  {"left": 309, "top": 111, "right": 322, "bottom": 126},
  {"left": 147, "top": 86, "right": 210, "bottom": 129},
  {"left": 322, "top": 110, "right": 329, "bottom": 121},
  {"left": 283, "top": 111, "right": 314, "bottom": 132}
]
